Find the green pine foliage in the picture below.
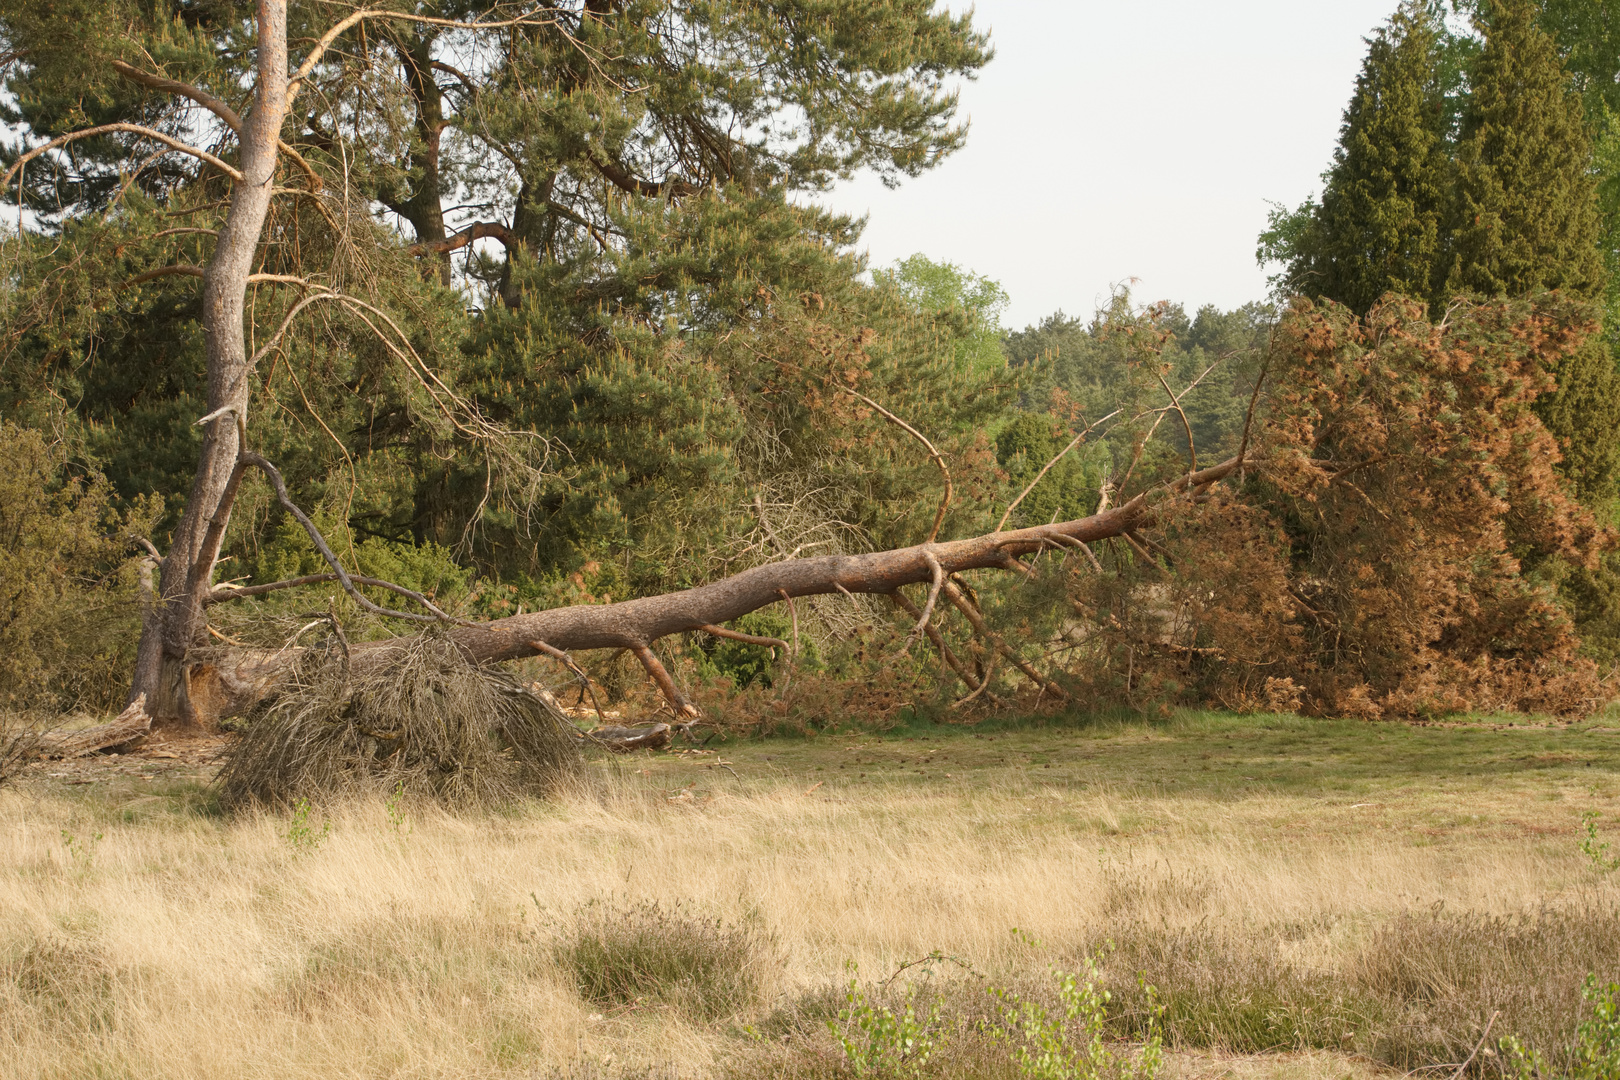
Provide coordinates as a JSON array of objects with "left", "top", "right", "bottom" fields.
[
  {"left": 1287, "top": 2, "right": 1451, "bottom": 315},
  {"left": 1445, "top": 0, "right": 1607, "bottom": 303},
  {"left": 1447, "top": 0, "right": 1619, "bottom": 506}
]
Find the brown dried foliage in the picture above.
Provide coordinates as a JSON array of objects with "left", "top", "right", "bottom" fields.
[{"left": 1060, "top": 295, "right": 1612, "bottom": 720}]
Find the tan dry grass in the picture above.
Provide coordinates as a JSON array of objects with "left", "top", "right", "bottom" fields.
[{"left": 0, "top": 740, "right": 1614, "bottom": 1079}]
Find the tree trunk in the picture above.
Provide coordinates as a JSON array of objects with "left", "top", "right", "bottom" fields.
[
  {"left": 130, "top": 0, "right": 291, "bottom": 732},
  {"left": 190, "top": 457, "right": 1243, "bottom": 724}
]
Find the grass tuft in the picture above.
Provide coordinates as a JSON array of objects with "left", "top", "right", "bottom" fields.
[
  {"left": 1355, "top": 899, "right": 1620, "bottom": 1075},
  {"left": 555, "top": 899, "right": 774, "bottom": 1020},
  {"left": 1, "top": 934, "right": 119, "bottom": 1033}
]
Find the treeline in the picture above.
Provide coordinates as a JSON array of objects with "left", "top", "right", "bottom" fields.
[{"left": 0, "top": 0, "right": 1616, "bottom": 724}]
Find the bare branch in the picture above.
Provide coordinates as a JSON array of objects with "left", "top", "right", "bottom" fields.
[
  {"left": 105, "top": 57, "right": 304, "bottom": 207},
  {"left": 1236, "top": 355, "right": 1272, "bottom": 483},
  {"left": 897, "top": 550, "right": 945, "bottom": 655},
  {"left": 248, "top": 290, "right": 345, "bottom": 368},
  {"left": 149, "top": 227, "right": 219, "bottom": 241},
  {"left": 890, "top": 590, "right": 981, "bottom": 694},
  {"left": 112, "top": 59, "right": 243, "bottom": 129},
  {"left": 289, "top": 7, "right": 564, "bottom": 106},
  {"left": 407, "top": 219, "right": 517, "bottom": 257},
  {"left": 941, "top": 579, "right": 1070, "bottom": 702},
  {"left": 630, "top": 642, "right": 699, "bottom": 720},
  {"left": 840, "top": 387, "right": 953, "bottom": 543},
  {"left": 527, "top": 639, "right": 607, "bottom": 726},
  {"left": 239, "top": 452, "right": 452, "bottom": 623},
  {"left": 208, "top": 571, "right": 456, "bottom": 610},
  {"left": 996, "top": 409, "right": 1121, "bottom": 533},
  {"left": 121, "top": 267, "right": 322, "bottom": 289},
  {"left": 1152, "top": 366, "right": 1198, "bottom": 474},
  {"left": 130, "top": 536, "right": 165, "bottom": 562},
  {"left": 2, "top": 123, "right": 244, "bottom": 188},
  {"left": 698, "top": 624, "right": 788, "bottom": 650}
]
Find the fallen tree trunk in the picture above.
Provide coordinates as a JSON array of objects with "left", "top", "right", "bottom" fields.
[
  {"left": 38, "top": 695, "right": 153, "bottom": 758},
  {"left": 193, "top": 455, "right": 1243, "bottom": 723},
  {"left": 416, "top": 455, "right": 1240, "bottom": 664},
  {"left": 581, "top": 724, "right": 673, "bottom": 752}
]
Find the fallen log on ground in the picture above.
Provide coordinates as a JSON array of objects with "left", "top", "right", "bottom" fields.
[
  {"left": 581, "top": 724, "right": 672, "bottom": 752},
  {"left": 189, "top": 454, "right": 1244, "bottom": 725},
  {"left": 38, "top": 695, "right": 152, "bottom": 758}
]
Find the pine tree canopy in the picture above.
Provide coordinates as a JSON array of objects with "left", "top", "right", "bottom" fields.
[
  {"left": 1286, "top": 2, "right": 1450, "bottom": 315},
  {"left": 1446, "top": 0, "right": 1606, "bottom": 302}
]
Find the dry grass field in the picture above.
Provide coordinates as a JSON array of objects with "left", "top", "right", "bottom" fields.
[{"left": 3, "top": 708, "right": 1619, "bottom": 1079}]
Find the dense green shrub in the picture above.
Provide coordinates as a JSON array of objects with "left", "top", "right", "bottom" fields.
[{"left": 0, "top": 422, "right": 158, "bottom": 714}]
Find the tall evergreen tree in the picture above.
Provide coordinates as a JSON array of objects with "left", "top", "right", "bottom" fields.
[
  {"left": 1446, "top": 0, "right": 1606, "bottom": 300},
  {"left": 1287, "top": 2, "right": 1451, "bottom": 315},
  {"left": 1446, "top": 0, "right": 1619, "bottom": 502}
]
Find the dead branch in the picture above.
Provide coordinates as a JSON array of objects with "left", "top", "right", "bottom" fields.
[
  {"left": 239, "top": 452, "right": 453, "bottom": 623},
  {"left": 941, "top": 579, "right": 1070, "bottom": 702},
  {"left": 1236, "top": 356, "right": 1272, "bottom": 482},
  {"left": 890, "top": 590, "right": 981, "bottom": 693},
  {"left": 288, "top": 7, "right": 565, "bottom": 107},
  {"left": 206, "top": 571, "right": 450, "bottom": 609},
  {"left": 630, "top": 643, "right": 699, "bottom": 720},
  {"left": 699, "top": 624, "right": 788, "bottom": 650},
  {"left": 583, "top": 724, "right": 672, "bottom": 752},
  {"left": 527, "top": 639, "right": 607, "bottom": 726},
  {"left": 840, "top": 386, "right": 953, "bottom": 543},
  {"left": 1117, "top": 357, "right": 1228, "bottom": 494},
  {"left": 121, "top": 266, "right": 322, "bottom": 289},
  {"left": 996, "top": 409, "right": 1121, "bottom": 533},
  {"left": 406, "top": 220, "right": 517, "bottom": 257},
  {"left": 1120, "top": 530, "right": 1161, "bottom": 570},
  {"left": 111, "top": 59, "right": 322, "bottom": 193},
  {"left": 778, "top": 589, "right": 800, "bottom": 658},
  {"left": 897, "top": 550, "right": 945, "bottom": 655},
  {"left": 949, "top": 650, "right": 998, "bottom": 709},
  {"left": 1032, "top": 529, "right": 1104, "bottom": 572},
  {"left": 1, "top": 123, "right": 245, "bottom": 188}
]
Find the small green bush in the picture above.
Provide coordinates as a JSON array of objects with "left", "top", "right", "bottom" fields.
[
  {"left": 555, "top": 899, "right": 773, "bottom": 1020},
  {"left": 986, "top": 955, "right": 1163, "bottom": 1080},
  {"left": 0, "top": 421, "right": 160, "bottom": 714},
  {"left": 829, "top": 962, "right": 949, "bottom": 1077}
]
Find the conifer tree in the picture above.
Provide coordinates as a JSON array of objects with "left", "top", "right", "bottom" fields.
[
  {"left": 1288, "top": 2, "right": 1450, "bottom": 315},
  {"left": 1446, "top": 0, "right": 1619, "bottom": 503},
  {"left": 1446, "top": 0, "right": 1606, "bottom": 301}
]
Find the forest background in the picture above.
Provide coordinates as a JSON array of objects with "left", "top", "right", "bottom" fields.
[{"left": 4, "top": 0, "right": 1620, "bottom": 734}]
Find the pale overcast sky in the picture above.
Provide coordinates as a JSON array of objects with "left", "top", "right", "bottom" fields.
[{"left": 817, "top": 0, "right": 1405, "bottom": 329}]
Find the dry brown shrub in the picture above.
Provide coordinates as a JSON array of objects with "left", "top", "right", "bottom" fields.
[
  {"left": 0, "top": 710, "right": 45, "bottom": 787},
  {"left": 1050, "top": 294, "right": 1612, "bottom": 720},
  {"left": 1253, "top": 294, "right": 1611, "bottom": 718},
  {"left": 215, "top": 631, "right": 584, "bottom": 811}
]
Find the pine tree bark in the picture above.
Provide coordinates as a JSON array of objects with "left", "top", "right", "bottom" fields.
[{"left": 129, "top": 0, "right": 291, "bottom": 731}]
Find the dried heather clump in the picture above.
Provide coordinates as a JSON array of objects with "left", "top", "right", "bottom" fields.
[{"left": 215, "top": 631, "right": 583, "bottom": 811}]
